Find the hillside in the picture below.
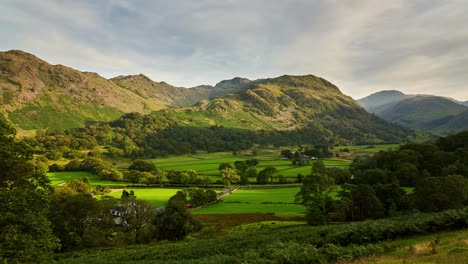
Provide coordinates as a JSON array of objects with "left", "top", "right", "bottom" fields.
[
  {"left": 358, "top": 90, "right": 468, "bottom": 134},
  {"left": 357, "top": 90, "right": 410, "bottom": 113},
  {"left": 111, "top": 75, "right": 251, "bottom": 107},
  {"left": 54, "top": 209, "right": 468, "bottom": 264},
  {"left": 0, "top": 50, "right": 249, "bottom": 131},
  {"left": 78, "top": 74, "right": 416, "bottom": 157},
  {"left": 0, "top": 50, "right": 414, "bottom": 145}
]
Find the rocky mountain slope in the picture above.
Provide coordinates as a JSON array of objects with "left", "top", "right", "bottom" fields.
[
  {"left": 0, "top": 50, "right": 415, "bottom": 144},
  {"left": 0, "top": 50, "right": 249, "bottom": 131}
]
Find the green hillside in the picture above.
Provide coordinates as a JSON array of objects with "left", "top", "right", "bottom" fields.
[
  {"left": 0, "top": 50, "right": 167, "bottom": 131},
  {"left": 147, "top": 74, "right": 415, "bottom": 145},
  {"left": 0, "top": 50, "right": 251, "bottom": 131},
  {"left": 358, "top": 91, "right": 468, "bottom": 134},
  {"left": 36, "top": 74, "right": 417, "bottom": 159}
]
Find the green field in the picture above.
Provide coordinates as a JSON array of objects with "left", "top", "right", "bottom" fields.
[
  {"left": 151, "top": 151, "right": 351, "bottom": 180},
  {"left": 103, "top": 188, "right": 182, "bottom": 207},
  {"left": 194, "top": 188, "right": 306, "bottom": 217},
  {"left": 47, "top": 171, "right": 128, "bottom": 187}
]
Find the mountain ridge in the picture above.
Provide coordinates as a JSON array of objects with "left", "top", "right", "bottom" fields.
[
  {"left": 357, "top": 90, "right": 468, "bottom": 134},
  {"left": 0, "top": 50, "right": 415, "bottom": 145},
  {"left": 0, "top": 50, "right": 250, "bottom": 130}
]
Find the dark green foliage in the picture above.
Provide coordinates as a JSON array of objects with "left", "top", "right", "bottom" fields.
[
  {"left": 0, "top": 118, "right": 60, "bottom": 263},
  {"left": 312, "top": 160, "right": 327, "bottom": 174},
  {"left": 350, "top": 130, "right": 468, "bottom": 187},
  {"left": 129, "top": 160, "right": 157, "bottom": 172},
  {"left": 120, "top": 199, "right": 155, "bottom": 243},
  {"left": 234, "top": 160, "right": 248, "bottom": 176},
  {"left": 296, "top": 172, "right": 335, "bottom": 223},
  {"left": 414, "top": 175, "right": 468, "bottom": 212},
  {"left": 186, "top": 188, "right": 218, "bottom": 207},
  {"left": 245, "top": 159, "right": 259, "bottom": 167},
  {"left": 121, "top": 190, "right": 137, "bottom": 201},
  {"left": 56, "top": 208, "right": 468, "bottom": 263},
  {"left": 257, "top": 166, "right": 278, "bottom": 184},
  {"left": 217, "top": 162, "right": 232, "bottom": 171},
  {"left": 281, "top": 149, "right": 293, "bottom": 159},
  {"left": 63, "top": 158, "right": 123, "bottom": 181},
  {"left": 153, "top": 193, "right": 202, "bottom": 241}
]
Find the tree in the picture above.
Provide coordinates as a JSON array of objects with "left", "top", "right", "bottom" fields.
[
  {"left": 66, "top": 177, "right": 92, "bottom": 193},
  {"left": 312, "top": 160, "right": 327, "bottom": 174},
  {"left": 241, "top": 167, "right": 257, "bottom": 185},
  {"left": 246, "top": 159, "right": 259, "bottom": 167},
  {"left": 0, "top": 118, "right": 60, "bottom": 262},
  {"left": 234, "top": 160, "right": 248, "bottom": 176},
  {"left": 257, "top": 167, "right": 278, "bottom": 184},
  {"left": 153, "top": 193, "right": 202, "bottom": 241},
  {"left": 121, "top": 199, "right": 155, "bottom": 243},
  {"left": 414, "top": 175, "right": 468, "bottom": 212},
  {"left": 281, "top": 149, "right": 293, "bottom": 159},
  {"left": 124, "top": 171, "right": 143, "bottom": 185},
  {"left": 121, "top": 190, "right": 137, "bottom": 202},
  {"left": 129, "top": 159, "right": 157, "bottom": 172},
  {"left": 49, "top": 193, "right": 100, "bottom": 250},
  {"left": 218, "top": 162, "right": 233, "bottom": 171},
  {"left": 221, "top": 168, "right": 240, "bottom": 187},
  {"left": 340, "top": 184, "right": 385, "bottom": 220},
  {"left": 295, "top": 173, "right": 335, "bottom": 224}
]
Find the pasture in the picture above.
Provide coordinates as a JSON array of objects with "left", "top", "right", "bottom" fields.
[
  {"left": 151, "top": 151, "right": 351, "bottom": 181},
  {"left": 47, "top": 171, "right": 127, "bottom": 187},
  {"left": 194, "top": 188, "right": 306, "bottom": 217},
  {"left": 334, "top": 144, "right": 400, "bottom": 159},
  {"left": 103, "top": 188, "right": 182, "bottom": 207}
]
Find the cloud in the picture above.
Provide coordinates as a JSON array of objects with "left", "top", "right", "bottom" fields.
[{"left": 1, "top": 0, "right": 467, "bottom": 100}]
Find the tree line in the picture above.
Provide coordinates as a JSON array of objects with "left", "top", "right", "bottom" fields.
[{"left": 297, "top": 130, "right": 468, "bottom": 225}]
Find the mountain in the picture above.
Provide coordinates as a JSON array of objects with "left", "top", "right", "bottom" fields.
[
  {"left": 122, "top": 74, "right": 416, "bottom": 150},
  {"left": 357, "top": 90, "right": 411, "bottom": 113},
  {"left": 0, "top": 50, "right": 414, "bottom": 145},
  {"left": 53, "top": 74, "right": 415, "bottom": 157},
  {"left": 0, "top": 50, "right": 249, "bottom": 131},
  {"left": 111, "top": 75, "right": 251, "bottom": 107},
  {"left": 357, "top": 90, "right": 468, "bottom": 134}
]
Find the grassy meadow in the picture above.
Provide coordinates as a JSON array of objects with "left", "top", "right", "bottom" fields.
[
  {"left": 151, "top": 151, "right": 351, "bottom": 180},
  {"left": 194, "top": 188, "right": 306, "bottom": 217},
  {"left": 47, "top": 171, "right": 127, "bottom": 187},
  {"left": 103, "top": 188, "right": 182, "bottom": 207}
]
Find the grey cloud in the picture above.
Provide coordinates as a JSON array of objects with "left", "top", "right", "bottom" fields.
[{"left": 1, "top": 0, "right": 467, "bottom": 100}]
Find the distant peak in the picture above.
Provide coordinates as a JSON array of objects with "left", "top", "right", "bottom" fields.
[
  {"left": 214, "top": 77, "right": 251, "bottom": 88},
  {"left": 111, "top": 74, "right": 153, "bottom": 82},
  {"left": 1, "top": 49, "right": 43, "bottom": 62},
  {"left": 371, "top": 90, "right": 405, "bottom": 96}
]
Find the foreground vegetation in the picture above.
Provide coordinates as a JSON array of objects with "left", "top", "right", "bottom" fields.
[
  {"left": 55, "top": 208, "right": 468, "bottom": 263},
  {"left": 2, "top": 111, "right": 468, "bottom": 263}
]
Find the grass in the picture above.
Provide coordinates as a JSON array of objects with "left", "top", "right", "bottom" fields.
[
  {"left": 334, "top": 144, "right": 400, "bottom": 160},
  {"left": 151, "top": 151, "right": 351, "bottom": 179},
  {"left": 54, "top": 209, "right": 468, "bottom": 264},
  {"left": 193, "top": 202, "right": 305, "bottom": 217},
  {"left": 194, "top": 188, "right": 306, "bottom": 217},
  {"left": 354, "top": 229, "right": 468, "bottom": 264},
  {"left": 228, "top": 221, "right": 306, "bottom": 234},
  {"left": 102, "top": 188, "right": 182, "bottom": 207},
  {"left": 47, "top": 171, "right": 128, "bottom": 187}
]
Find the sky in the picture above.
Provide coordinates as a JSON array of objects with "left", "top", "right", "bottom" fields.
[{"left": 1, "top": 0, "right": 468, "bottom": 100}]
